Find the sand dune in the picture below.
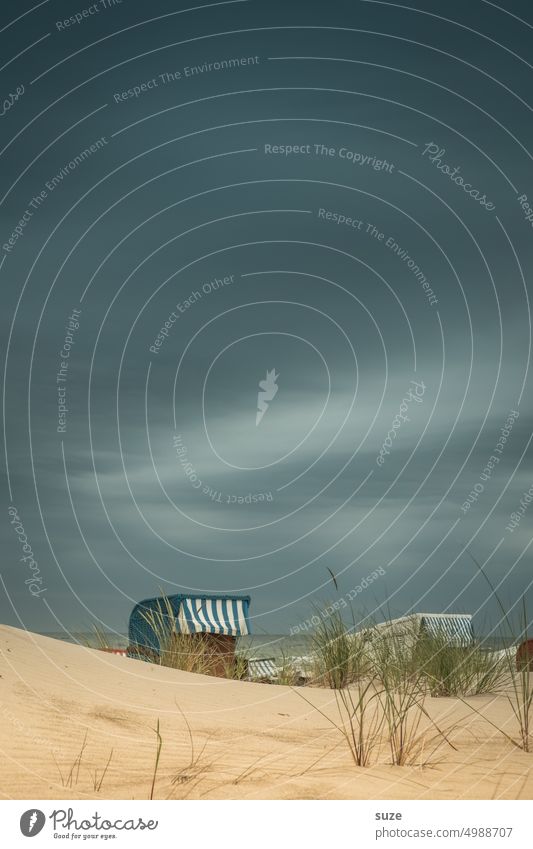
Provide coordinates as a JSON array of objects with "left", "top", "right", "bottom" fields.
[{"left": 0, "top": 625, "right": 531, "bottom": 800}]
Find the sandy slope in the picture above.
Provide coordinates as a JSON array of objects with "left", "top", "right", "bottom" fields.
[{"left": 0, "top": 624, "right": 531, "bottom": 800}]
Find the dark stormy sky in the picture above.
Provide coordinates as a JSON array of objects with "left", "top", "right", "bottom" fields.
[{"left": 1, "top": 0, "right": 533, "bottom": 639}]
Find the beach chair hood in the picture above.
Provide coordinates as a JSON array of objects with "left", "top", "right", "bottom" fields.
[{"left": 128, "top": 593, "right": 251, "bottom": 656}]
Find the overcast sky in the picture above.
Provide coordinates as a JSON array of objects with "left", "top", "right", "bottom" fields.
[{"left": 2, "top": 0, "right": 533, "bottom": 639}]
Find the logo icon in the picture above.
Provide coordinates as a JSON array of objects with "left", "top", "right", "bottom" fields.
[
  {"left": 256, "top": 368, "right": 279, "bottom": 425},
  {"left": 20, "top": 809, "right": 46, "bottom": 837}
]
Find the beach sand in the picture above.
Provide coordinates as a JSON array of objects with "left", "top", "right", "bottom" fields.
[{"left": 0, "top": 624, "right": 531, "bottom": 800}]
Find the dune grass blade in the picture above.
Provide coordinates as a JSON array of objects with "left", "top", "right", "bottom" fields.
[
  {"left": 69, "top": 732, "right": 88, "bottom": 787},
  {"left": 52, "top": 732, "right": 89, "bottom": 789},
  {"left": 169, "top": 700, "right": 213, "bottom": 792},
  {"left": 91, "top": 625, "right": 112, "bottom": 650},
  {"left": 369, "top": 618, "right": 457, "bottom": 765},
  {"left": 91, "top": 749, "right": 113, "bottom": 792},
  {"left": 468, "top": 552, "right": 533, "bottom": 751},
  {"left": 222, "top": 644, "right": 251, "bottom": 680},
  {"left": 292, "top": 680, "right": 385, "bottom": 767},
  {"left": 414, "top": 632, "right": 508, "bottom": 697},
  {"left": 150, "top": 719, "right": 162, "bottom": 800},
  {"left": 274, "top": 649, "right": 306, "bottom": 685},
  {"left": 311, "top": 609, "right": 368, "bottom": 688}
]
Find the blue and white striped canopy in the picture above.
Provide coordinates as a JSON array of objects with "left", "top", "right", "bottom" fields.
[
  {"left": 177, "top": 597, "right": 250, "bottom": 636},
  {"left": 421, "top": 615, "right": 473, "bottom": 645}
]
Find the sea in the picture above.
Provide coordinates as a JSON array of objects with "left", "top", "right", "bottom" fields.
[
  {"left": 39, "top": 630, "right": 513, "bottom": 658},
  {"left": 39, "top": 632, "right": 315, "bottom": 661}
]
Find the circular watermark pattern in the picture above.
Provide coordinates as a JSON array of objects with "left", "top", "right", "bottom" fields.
[{"left": 1, "top": 0, "right": 532, "bottom": 805}]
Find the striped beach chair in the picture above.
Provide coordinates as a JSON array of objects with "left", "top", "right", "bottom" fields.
[
  {"left": 247, "top": 657, "right": 279, "bottom": 681},
  {"left": 127, "top": 593, "right": 251, "bottom": 675}
]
